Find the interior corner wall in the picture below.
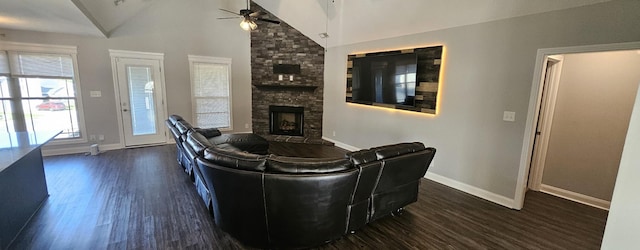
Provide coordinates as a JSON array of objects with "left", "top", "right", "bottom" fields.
[
  {"left": 323, "top": 0, "right": 640, "bottom": 202},
  {"left": 0, "top": 0, "right": 252, "bottom": 150}
]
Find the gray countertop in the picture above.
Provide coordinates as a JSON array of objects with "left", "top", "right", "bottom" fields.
[{"left": 0, "top": 130, "right": 61, "bottom": 173}]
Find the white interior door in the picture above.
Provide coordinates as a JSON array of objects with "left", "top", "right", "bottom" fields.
[{"left": 114, "top": 57, "right": 166, "bottom": 147}]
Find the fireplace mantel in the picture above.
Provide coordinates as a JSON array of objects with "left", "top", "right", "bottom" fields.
[{"left": 253, "top": 84, "right": 318, "bottom": 91}]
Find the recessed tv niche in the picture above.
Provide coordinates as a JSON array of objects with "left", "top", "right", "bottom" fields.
[{"left": 346, "top": 45, "right": 443, "bottom": 114}]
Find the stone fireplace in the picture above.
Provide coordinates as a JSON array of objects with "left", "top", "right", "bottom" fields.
[
  {"left": 250, "top": 2, "right": 325, "bottom": 140},
  {"left": 269, "top": 105, "right": 304, "bottom": 136}
]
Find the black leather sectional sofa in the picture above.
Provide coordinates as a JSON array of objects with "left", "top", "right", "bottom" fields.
[{"left": 166, "top": 114, "right": 436, "bottom": 249}]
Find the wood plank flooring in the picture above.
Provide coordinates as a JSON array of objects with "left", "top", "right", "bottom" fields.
[{"left": 9, "top": 144, "right": 607, "bottom": 249}]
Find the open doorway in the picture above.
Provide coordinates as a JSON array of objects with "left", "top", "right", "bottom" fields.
[{"left": 515, "top": 42, "right": 640, "bottom": 210}]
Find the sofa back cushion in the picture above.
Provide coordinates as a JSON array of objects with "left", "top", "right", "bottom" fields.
[
  {"left": 204, "top": 147, "right": 267, "bottom": 172},
  {"left": 186, "top": 131, "right": 213, "bottom": 156},
  {"left": 195, "top": 127, "right": 222, "bottom": 138},
  {"left": 266, "top": 156, "right": 353, "bottom": 174}
]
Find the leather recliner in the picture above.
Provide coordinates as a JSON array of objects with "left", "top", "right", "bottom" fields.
[{"left": 194, "top": 140, "right": 435, "bottom": 249}]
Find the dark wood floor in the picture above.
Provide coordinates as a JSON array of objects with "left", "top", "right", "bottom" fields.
[{"left": 10, "top": 144, "right": 608, "bottom": 249}]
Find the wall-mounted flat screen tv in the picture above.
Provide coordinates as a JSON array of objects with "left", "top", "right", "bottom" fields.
[
  {"left": 349, "top": 53, "right": 417, "bottom": 107},
  {"left": 346, "top": 45, "right": 443, "bottom": 114}
]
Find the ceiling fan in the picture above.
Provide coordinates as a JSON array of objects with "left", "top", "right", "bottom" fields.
[{"left": 219, "top": 0, "right": 281, "bottom": 31}]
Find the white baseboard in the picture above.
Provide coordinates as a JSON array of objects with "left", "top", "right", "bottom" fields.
[
  {"left": 322, "top": 137, "right": 519, "bottom": 209},
  {"left": 42, "top": 143, "right": 122, "bottom": 156},
  {"left": 540, "top": 184, "right": 610, "bottom": 210},
  {"left": 321, "top": 137, "right": 361, "bottom": 151},
  {"left": 424, "top": 172, "right": 518, "bottom": 209}
]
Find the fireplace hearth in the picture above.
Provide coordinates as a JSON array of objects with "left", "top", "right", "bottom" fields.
[{"left": 269, "top": 106, "right": 304, "bottom": 136}]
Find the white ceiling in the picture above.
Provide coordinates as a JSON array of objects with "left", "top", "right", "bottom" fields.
[
  {"left": 255, "top": 0, "right": 612, "bottom": 47},
  {"left": 0, "top": 0, "right": 104, "bottom": 37},
  {"left": 0, "top": 0, "right": 612, "bottom": 46}
]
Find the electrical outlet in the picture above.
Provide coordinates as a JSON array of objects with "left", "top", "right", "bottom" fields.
[
  {"left": 245, "top": 123, "right": 249, "bottom": 129},
  {"left": 89, "top": 135, "right": 96, "bottom": 141},
  {"left": 503, "top": 111, "right": 516, "bottom": 122},
  {"left": 98, "top": 135, "right": 104, "bottom": 141},
  {"left": 332, "top": 131, "right": 336, "bottom": 137}
]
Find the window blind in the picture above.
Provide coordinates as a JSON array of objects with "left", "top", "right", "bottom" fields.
[
  {"left": 192, "top": 62, "right": 229, "bottom": 97},
  {"left": 190, "top": 58, "right": 232, "bottom": 129},
  {"left": 8, "top": 52, "right": 74, "bottom": 78}
]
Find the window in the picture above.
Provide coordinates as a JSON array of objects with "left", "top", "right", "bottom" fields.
[
  {"left": 0, "top": 42, "right": 86, "bottom": 142},
  {"left": 188, "top": 55, "right": 232, "bottom": 129}
]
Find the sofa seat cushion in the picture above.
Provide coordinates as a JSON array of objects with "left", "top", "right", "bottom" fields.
[
  {"left": 204, "top": 147, "right": 268, "bottom": 171},
  {"left": 267, "top": 156, "right": 353, "bottom": 174},
  {"left": 208, "top": 133, "right": 269, "bottom": 154}
]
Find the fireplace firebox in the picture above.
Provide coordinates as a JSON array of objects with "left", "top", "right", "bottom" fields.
[{"left": 269, "top": 106, "right": 304, "bottom": 136}]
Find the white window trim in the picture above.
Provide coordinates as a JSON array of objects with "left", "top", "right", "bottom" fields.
[
  {"left": 188, "top": 55, "right": 233, "bottom": 131},
  {"left": 0, "top": 41, "right": 88, "bottom": 145}
]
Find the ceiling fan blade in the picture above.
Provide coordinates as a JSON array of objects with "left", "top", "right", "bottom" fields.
[
  {"left": 249, "top": 11, "right": 265, "bottom": 17},
  {"left": 219, "top": 8, "right": 239, "bottom": 16},
  {"left": 257, "top": 18, "right": 280, "bottom": 24},
  {"left": 217, "top": 17, "right": 242, "bottom": 20}
]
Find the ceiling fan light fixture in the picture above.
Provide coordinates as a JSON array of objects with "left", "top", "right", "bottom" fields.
[{"left": 240, "top": 18, "right": 257, "bottom": 31}]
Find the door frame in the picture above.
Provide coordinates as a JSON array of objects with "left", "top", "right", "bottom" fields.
[
  {"left": 514, "top": 41, "right": 640, "bottom": 210},
  {"left": 527, "top": 55, "right": 563, "bottom": 191},
  {"left": 109, "top": 49, "right": 169, "bottom": 148}
]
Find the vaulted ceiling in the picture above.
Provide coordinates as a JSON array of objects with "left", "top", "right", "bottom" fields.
[{"left": 0, "top": 0, "right": 612, "bottom": 46}]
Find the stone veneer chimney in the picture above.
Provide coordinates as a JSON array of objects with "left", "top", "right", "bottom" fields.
[{"left": 250, "top": 1, "right": 325, "bottom": 139}]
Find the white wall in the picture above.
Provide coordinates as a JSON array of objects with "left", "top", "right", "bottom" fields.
[
  {"left": 0, "top": 0, "right": 253, "bottom": 150},
  {"left": 601, "top": 82, "right": 640, "bottom": 249},
  {"left": 323, "top": 0, "right": 640, "bottom": 206}
]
